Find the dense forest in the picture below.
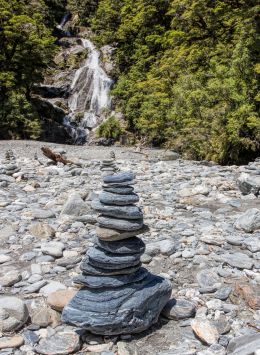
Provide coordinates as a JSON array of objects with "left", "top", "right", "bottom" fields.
[{"left": 0, "top": 0, "right": 259, "bottom": 164}]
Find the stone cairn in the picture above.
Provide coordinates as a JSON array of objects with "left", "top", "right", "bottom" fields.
[
  {"left": 62, "top": 170, "right": 171, "bottom": 335},
  {"left": 5, "top": 149, "right": 15, "bottom": 161},
  {"left": 100, "top": 151, "right": 118, "bottom": 177},
  {"left": 0, "top": 150, "right": 19, "bottom": 176}
]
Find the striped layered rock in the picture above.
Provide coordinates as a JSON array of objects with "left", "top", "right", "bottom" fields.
[{"left": 62, "top": 170, "right": 171, "bottom": 335}]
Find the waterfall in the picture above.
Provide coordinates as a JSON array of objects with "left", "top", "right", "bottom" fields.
[
  {"left": 64, "top": 39, "right": 113, "bottom": 144},
  {"left": 57, "top": 13, "right": 70, "bottom": 30}
]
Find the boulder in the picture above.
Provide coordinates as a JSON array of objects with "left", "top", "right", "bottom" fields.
[
  {"left": 237, "top": 173, "right": 260, "bottom": 196},
  {"left": 61, "top": 193, "right": 90, "bottom": 216},
  {"left": 0, "top": 296, "right": 29, "bottom": 332},
  {"left": 0, "top": 336, "right": 24, "bottom": 350},
  {"left": 234, "top": 208, "right": 260, "bottom": 233},
  {"left": 47, "top": 289, "right": 77, "bottom": 312},
  {"left": 191, "top": 318, "right": 219, "bottom": 345},
  {"left": 29, "top": 223, "right": 56, "bottom": 238},
  {"left": 162, "top": 299, "right": 196, "bottom": 320},
  {"left": 227, "top": 333, "right": 260, "bottom": 355},
  {"left": 62, "top": 274, "right": 171, "bottom": 335}
]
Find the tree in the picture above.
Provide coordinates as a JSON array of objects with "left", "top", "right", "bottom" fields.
[
  {"left": 0, "top": 0, "right": 55, "bottom": 139},
  {"left": 90, "top": 0, "right": 259, "bottom": 163},
  {"left": 67, "top": 0, "right": 98, "bottom": 25}
]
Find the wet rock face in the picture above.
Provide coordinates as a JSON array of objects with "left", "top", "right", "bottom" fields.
[{"left": 62, "top": 170, "right": 171, "bottom": 335}]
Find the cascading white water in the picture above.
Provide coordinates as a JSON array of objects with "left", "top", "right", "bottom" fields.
[
  {"left": 57, "top": 13, "right": 70, "bottom": 30},
  {"left": 64, "top": 39, "right": 113, "bottom": 144}
]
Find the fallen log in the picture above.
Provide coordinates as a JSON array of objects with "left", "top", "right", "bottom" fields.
[{"left": 41, "top": 146, "right": 73, "bottom": 165}]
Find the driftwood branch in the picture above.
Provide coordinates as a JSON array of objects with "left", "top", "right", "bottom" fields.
[{"left": 41, "top": 146, "right": 74, "bottom": 165}]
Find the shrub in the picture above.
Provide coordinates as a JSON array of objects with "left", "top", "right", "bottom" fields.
[{"left": 97, "top": 116, "right": 124, "bottom": 140}]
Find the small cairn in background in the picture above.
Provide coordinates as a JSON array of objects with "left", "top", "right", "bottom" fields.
[
  {"left": 5, "top": 149, "right": 15, "bottom": 161},
  {"left": 0, "top": 149, "right": 19, "bottom": 176},
  {"left": 100, "top": 150, "right": 119, "bottom": 177}
]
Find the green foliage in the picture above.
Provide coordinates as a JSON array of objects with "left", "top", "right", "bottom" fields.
[
  {"left": 67, "top": 0, "right": 98, "bottom": 25},
  {"left": 88, "top": 0, "right": 260, "bottom": 164},
  {"left": 0, "top": 91, "right": 41, "bottom": 140},
  {"left": 0, "top": 0, "right": 56, "bottom": 139},
  {"left": 97, "top": 116, "right": 124, "bottom": 140}
]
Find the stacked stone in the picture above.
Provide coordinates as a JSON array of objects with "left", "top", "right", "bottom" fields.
[{"left": 62, "top": 171, "right": 171, "bottom": 335}]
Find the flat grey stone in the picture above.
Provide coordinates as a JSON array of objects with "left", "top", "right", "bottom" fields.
[
  {"left": 62, "top": 274, "right": 171, "bottom": 335},
  {"left": 32, "top": 209, "right": 55, "bottom": 219},
  {"left": 197, "top": 270, "right": 220, "bottom": 293},
  {"left": 80, "top": 256, "right": 141, "bottom": 276},
  {"left": 226, "top": 235, "right": 244, "bottom": 246},
  {"left": 0, "top": 174, "right": 15, "bottom": 183},
  {"left": 0, "top": 270, "right": 21, "bottom": 287},
  {"left": 87, "top": 246, "right": 141, "bottom": 270},
  {"left": 96, "top": 225, "right": 149, "bottom": 241},
  {"left": 19, "top": 251, "right": 37, "bottom": 261},
  {"left": 74, "top": 268, "right": 149, "bottom": 288},
  {"left": 162, "top": 299, "right": 196, "bottom": 320},
  {"left": 23, "top": 280, "right": 47, "bottom": 294},
  {"left": 99, "top": 192, "right": 139, "bottom": 206},
  {"left": 141, "top": 253, "right": 152, "bottom": 263},
  {"left": 40, "top": 281, "right": 66, "bottom": 296},
  {"left": 244, "top": 236, "right": 260, "bottom": 252},
  {"left": 213, "top": 315, "right": 231, "bottom": 335},
  {"left": 227, "top": 333, "right": 260, "bottom": 355},
  {"left": 103, "top": 186, "right": 134, "bottom": 194},
  {"left": 214, "top": 286, "right": 232, "bottom": 300},
  {"left": 103, "top": 180, "right": 135, "bottom": 187},
  {"left": 103, "top": 172, "right": 135, "bottom": 184},
  {"left": 36, "top": 255, "right": 55, "bottom": 263},
  {"left": 57, "top": 256, "right": 82, "bottom": 267},
  {"left": 101, "top": 159, "right": 114, "bottom": 164},
  {"left": 223, "top": 252, "right": 253, "bottom": 269},
  {"left": 96, "top": 237, "right": 145, "bottom": 255},
  {"left": 0, "top": 254, "right": 12, "bottom": 264},
  {"left": 97, "top": 216, "right": 143, "bottom": 231},
  {"left": 23, "top": 329, "right": 39, "bottom": 345},
  {"left": 35, "top": 331, "right": 81, "bottom": 354},
  {"left": 0, "top": 225, "right": 15, "bottom": 243},
  {"left": 41, "top": 242, "right": 65, "bottom": 258},
  {"left": 92, "top": 200, "right": 142, "bottom": 219}
]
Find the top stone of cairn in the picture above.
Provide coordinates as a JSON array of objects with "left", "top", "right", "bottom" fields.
[{"left": 62, "top": 169, "right": 171, "bottom": 335}]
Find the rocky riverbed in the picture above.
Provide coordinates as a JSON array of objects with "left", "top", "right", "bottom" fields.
[{"left": 0, "top": 141, "right": 260, "bottom": 354}]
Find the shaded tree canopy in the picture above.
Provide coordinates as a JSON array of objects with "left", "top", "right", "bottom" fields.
[
  {"left": 88, "top": 0, "right": 260, "bottom": 164},
  {"left": 0, "top": 0, "right": 56, "bottom": 139}
]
